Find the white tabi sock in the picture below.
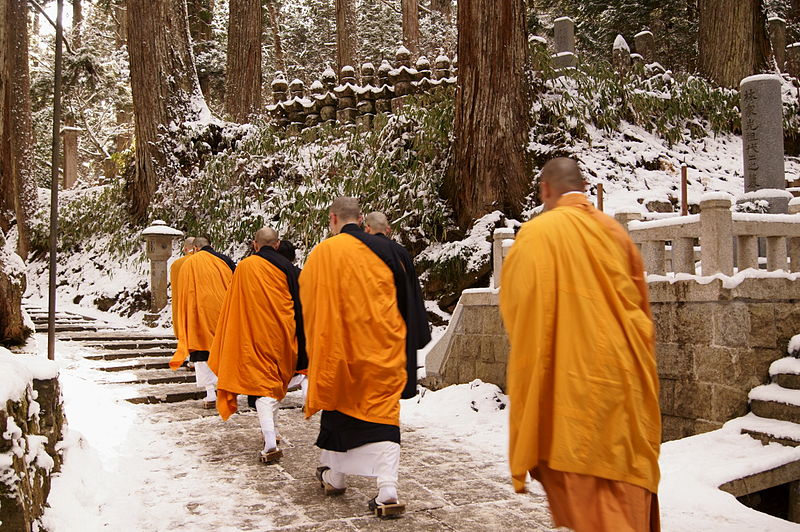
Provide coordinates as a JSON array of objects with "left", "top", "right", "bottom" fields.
[
  {"left": 262, "top": 430, "right": 277, "bottom": 452},
  {"left": 376, "top": 482, "right": 398, "bottom": 504},
  {"left": 255, "top": 397, "right": 279, "bottom": 450},
  {"left": 323, "top": 469, "right": 346, "bottom": 489},
  {"left": 204, "top": 385, "right": 216, "bottom": 402}
]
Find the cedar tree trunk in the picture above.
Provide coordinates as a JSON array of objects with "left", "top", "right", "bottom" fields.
[
  {"left": 0, "top": 0, "right": 36, "bottom": 260},
  {"left": 402, "top": 0, "right": 420, "bottom": 57},
  {"left": 698, "top": 0, "right": 770, "bottom": 88},
  {"left": 225, "top": 0, "right": 262, "bottom": 121},
  {"left": 266, "top": 0, "right": 286, "bottom": 73},
  {"left": 445, "top": 0, "right": 531, "bottom": 229},
  {"left": 126, "top": 0, "right": 207, "bottom": 221},
  {"left": 335, "top": 0, "right": 358, "bottom": 72}
]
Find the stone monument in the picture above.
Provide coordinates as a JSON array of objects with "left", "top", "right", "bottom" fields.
[
  {"left": 552, "top": 16, "right": 577, "bottom": 68},
  {"left": 634, "top": 30, "right": 655, "bottom": 63},
  {"left": 142, "top": 220, "right": 183, "bottom": 326},
  {"left": 739, "top": 74, "right": 787, "bottom": 213},
  {"left": 769, "top": 17, "right": 787, "bottom": 71}
]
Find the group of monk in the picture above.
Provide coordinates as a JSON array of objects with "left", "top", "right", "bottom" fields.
[{"left": 163, "top": 157, "right": 662, "bottom": 530}]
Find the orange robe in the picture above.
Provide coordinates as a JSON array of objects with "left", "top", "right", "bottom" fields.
[
  {"left": 169, "top": 250, "right": 233, "bottom": 370},
  {"left": 499, "top": 193, "right": 661, "bottom": 529},
  {"left": 169, "top": 253, "right": 192, "bottom": 366},
  {"left": 208, "top": 252, "right": 301, "bottom": 420},
  {"left": 300, "top": 231, "right": 407, "bottom": 426}
]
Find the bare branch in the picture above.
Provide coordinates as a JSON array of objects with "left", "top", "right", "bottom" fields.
[{"left": 28, "top": 0, "right": 75, "bottom": 54}]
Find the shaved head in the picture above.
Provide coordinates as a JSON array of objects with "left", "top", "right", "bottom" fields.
[
  {"left": 254, "top": 227, "right": 278, "bottom": 248},
  {"left": 194, "top": 236, "right": 210, "bottom": 249},
  {"left": 183, "top": 237, "right": 195, "bottom": 253},
  {"left": 329, "top": 197, "right": 362, "bottom": 235},
  {"left": 364, "top": 211, "right": 390, "bottom": 235},
  {"left": 539, "top": 158, "right": 586, "bottom": 211},
  {"left": 330, "top": 197, "right": 361, "bottom": 222}
]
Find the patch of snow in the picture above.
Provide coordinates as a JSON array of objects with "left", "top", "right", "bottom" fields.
[
  {"left": 789, "top": 333, "right": 800, "bottom": 355},
  {"left": 629, "top": 214, "right": 699, "bottom": 230},
  {"left": 0, "top": 347, "right": 59, "bottom": 404},
  {"left": 613, "top": 34, "right": 630, "bottom": 52},
  {"left": 770, "top": 356, "right": 800, "bottom": 376},
  {"left": 749, "top": 382, "right": 800, "bottom": 406},
  {"left": 737, "top": 189, "right": 794, "bottom": 201},
  {"left": 741, "top": 73, "right": 783, "bottom": 85}
]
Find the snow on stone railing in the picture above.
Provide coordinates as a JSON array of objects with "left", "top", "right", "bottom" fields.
[
  {"left": 491, "top": 228, "right": 516, "bottom": 289},
  {"left": 620, "top": 194, "right": 800, "bottom": 276}
]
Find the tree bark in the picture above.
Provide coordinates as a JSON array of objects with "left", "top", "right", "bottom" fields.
[
  {"left": 127, "top": 0, "right": 207, "bottom": 221},
  {"left": 698, "top": 0, "right": 770, "bottom": 88},
  {"left": 72, "top": 0, "right": 83, "bottom": 48},
  {"left": 224, "top": 0, "right": 262, "bottom": 121},
  {"left": 445, "top": 0, "right": 531, "bottom": 229},
  {"left": 335, "top": 0, "right": 358, "bottom": 73},
  {"left": 402, "top": 0, "right": 420, "bottom": 57},
  {"left": 265, "top": 0, "right": 286, "bottom": 73},
  {"left": 0, "top": 232, "right": 26, "bottom": 345},
  {"left": 0, "top": 0, "right": 36, "bottom": 260},
  {"left": 430, "top": 0, "right": 451, "bottom": 17}
]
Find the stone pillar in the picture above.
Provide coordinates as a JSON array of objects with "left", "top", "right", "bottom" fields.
[
  {"left": 634, "top": 30, "right": 655, "bottom": 63},
  {"left": 787, "top": 43, "right": 800, "bottom": 79},
  {"left": 319, "top": 67, "right": 339, "bottom": 125},
  {"left": 416, "top": 56, "right": 432, "bottom": 91},
  {"left": 789, "top": 198, "right": 800, "bottom": 272},
  {"left": 614, "top": 208, "right": 642, "bottom": 233},
  {"left": 335, "top": 66, "right": 358, "bottom": 125},
  {"left": 769, "top": 17, "right": 787, "bottom": 71},
  {"left": 492, "top": 228, "right": 515, "bottom": 289},
  {"left": 60, "top": 127, "right": 81, "bottom": 189},
  {"left": 552, "top": 17, "right": 578, "bottom": 68},
  {"left": 375, "top": 59, "right": 394, "bottom": 114},
  {"left": 642, "top": 241, "right": 666, "bottom": 275},
  {"left": 740, "top": 74, "right": 787, "bottom": 213},
  {"left": 672, "top": 237, "right": 695, "bottom": 274},
  {"left": 142, "top": 220, "right": 183, "bottom": 326},
  {"left": 287, "top": 78, "right": 307, "bottom": 132},
  {"left": 699, "top": 197, "right": 734, "bottom": 275},
  {"left": 390, "top": 45, "right": 418, "bottom": 111},
  {"left": 433, "top": 53, "right": 452, "bottom": 80},
  {"left": 356, "top": 63, "right": 377, "bottom": 130}
]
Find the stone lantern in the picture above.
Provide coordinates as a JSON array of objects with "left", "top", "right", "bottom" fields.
[{"left": 141, "top": 220, "right": 183, "bottom": 325}]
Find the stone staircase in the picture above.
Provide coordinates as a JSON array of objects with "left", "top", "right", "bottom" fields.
[
  {"left": 24, "top": 303, "right": 204, "bottom": 405},
  {"left": 739, "top": 357, "right": 800, "bottom": 446}
]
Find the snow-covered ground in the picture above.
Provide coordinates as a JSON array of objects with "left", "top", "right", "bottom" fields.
[{"left": 16, "top": 334, "right": 798, "bottom": 531}]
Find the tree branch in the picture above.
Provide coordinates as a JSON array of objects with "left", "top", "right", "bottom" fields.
[{"left": 28, "top": 0, "right": 75, "bottom": 54}]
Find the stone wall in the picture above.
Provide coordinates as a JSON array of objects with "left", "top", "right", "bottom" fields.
[
  {"left": 1, "top": 377, "right": 65, "bottom": 532},
  {"left": 425, "top": 278, "right": 800, "bottom": 443},
  {"left": 652, "top": 277, "right": 800, "bottom": 441}
]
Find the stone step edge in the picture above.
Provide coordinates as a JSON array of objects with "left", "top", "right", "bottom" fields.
[
  {"left": 742, "top": 428, "right": 800, "bottom": 447},
  {"left": 750, "top": 399, "right": 800, "bottom": 424}
]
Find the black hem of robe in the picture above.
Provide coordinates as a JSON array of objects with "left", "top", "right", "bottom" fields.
[
  {"left": 189, "top": 350, "right": 210, "bottom": 362},
  {"left": 315, "top": 410, "right": 400, "bottom": 452}
]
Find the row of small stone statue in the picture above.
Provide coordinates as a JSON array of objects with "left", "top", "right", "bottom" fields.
[{"left": 266, "top": 45, "right": 457, "bottom": 130}]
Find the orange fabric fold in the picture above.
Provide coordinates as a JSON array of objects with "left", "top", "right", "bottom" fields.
[
  {"left": 169, "top": 254, "right": 192, "bottom": 370},
  {"left": 207, "top": 255, "right": 299, "bottom": 420},
  {"left": 500, "top": 193, "right": 661, "bottom": 495},
  {"left": 169, "top": 250, "right": 233, "bottom": 370},
  {"left": 300, "top": 233, "right": 406, "bottom": 426}
]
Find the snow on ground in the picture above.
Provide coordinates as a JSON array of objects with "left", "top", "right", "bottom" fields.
[{"left": 37, "top": 333, "right": 800, "bottom": 532}]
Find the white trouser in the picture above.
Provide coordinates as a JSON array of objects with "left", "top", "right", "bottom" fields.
[
  {"left": 255, "top": 397, "right": 280, "bottom": 451},
  {"left": 194, "top": 361, "right": 217, "bottom": 400},
  {"left": 320, "top": 441, "right": 400, "bottom": 493},
  {"left": 286, "top": 373, "right": 308, "bottom": 403}
]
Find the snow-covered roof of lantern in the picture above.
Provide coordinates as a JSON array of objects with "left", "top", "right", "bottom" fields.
[
  {"left": 634, "top": 30, "right": 653, "bottom": 38},
  {"left": 321, "top": 66, "right": 337, "bottom": 78},
  {"left": 378, "top": 60, "right": 392, "bottom": 72},
  {"left": 310, "top": 80, "right": 324, "bottom": 90},
  {"left": 141, "top": 220, "right": 183, "bottom": 237}
]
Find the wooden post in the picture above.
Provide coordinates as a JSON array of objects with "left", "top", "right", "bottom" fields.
[
  {"left": 597, "top": 183, "right": 604, "bottom": 212},
  {"left": 681, "top": 164, "right": 688, "bottom": 216}
]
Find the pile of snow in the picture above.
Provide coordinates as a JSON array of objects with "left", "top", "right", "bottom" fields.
[{"left": 0, "top": 347, "right": 59, "bottom": 405}]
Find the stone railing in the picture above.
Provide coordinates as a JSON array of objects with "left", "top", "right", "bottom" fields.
[
  {"left": 621, "top": 196, "right": 800, "bottom": 276},
  {"left": 491, "top": 227, "right": 516, "bottom": 288},
  {"left": 266, "top": 45, "right": 457, "bottom": 132}
]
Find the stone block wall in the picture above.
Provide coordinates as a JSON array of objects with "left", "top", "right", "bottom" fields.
[
  {"left": 651, "top": 278, "right": 800, "bottom": 441},
  {"left": 425, "top": 277, "right": 800, "bottom": 444},
  {"left": 424, "top": 289, "right": 510, "bottom": 391},
  {"left": 1, "top": 378, "right": 65, "bottom": 532}
]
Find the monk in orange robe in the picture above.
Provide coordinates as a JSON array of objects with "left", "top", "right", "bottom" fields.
[
  {"left": 499, "top": 158, "right": 661, "bottom": 532},
  {"left": 207, "top": 227, "right": 307, "bottom": 464},
  {"left": 300, "top": 197, "right": 430, "bottom": 518},
  {"left": 169, "top": 236, "right": 195, "bottom": 368},
  {"left": 170, "top": 236, "right": 235, "bottom": 407}
]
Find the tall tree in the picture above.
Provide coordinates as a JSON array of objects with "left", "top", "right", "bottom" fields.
[
  {"left": 445, "top": 0, "right": 531, "bottom": 229},
  {"left": 402, "top": 0, "right": 420, "bottom": 57},
  {"left": 265, "top": 0, "right": 286, "bottom": 73},
  {"left": 225, "top": 0, "right": 262, "bottom": 121},
  {"left": 335, "top": 0, "right": 358, "bottom": 72},
  {"left": 699, "top": 0, "right": 770, "bottom": 87},
  {"left": 0, "top": 0, "right": 37, "bottom": 260},
  {"left": 72, "top": 0, "right": 83, "bottom": 47},
  {"left": 126, "top": 0, "right": 208, "bottom": 221},
  {"left": 186, "top": 0, "right": 214, "bottom": 96}
]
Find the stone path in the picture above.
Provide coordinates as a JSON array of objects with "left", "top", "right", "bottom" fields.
[{"left": 30, "top": 304, "right": 560, "bottom": 531}]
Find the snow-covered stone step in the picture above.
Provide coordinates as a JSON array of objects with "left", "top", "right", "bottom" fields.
[
  {"left": 82, "top": 339, "right": 178, "bottom": 351},
  {"left": 84, "top": 348, "right": 174, "bottom": 361},
  {"left": 749, "top": 383, "right": 800, "bottom": 423},
  {"left": 97, "top": 357, "right": 185, "bottom": 372},
  {"left": 36, "top": 323, "right": 99, "bottom": 333},
  {"left": 58, "top": 331, "right": 171, "bottom": 342},
  {"left": 770, "top": 357, "right": 800, "bottom": 389},
  {"left": 736, "top": 413, "right": 800, "bottom": 447},
  {"left": 103, "top": 368, "right": 195, "bottom": 385},
  {"left": 124, "top": 382, "right": 206, "bottom": 404}
]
